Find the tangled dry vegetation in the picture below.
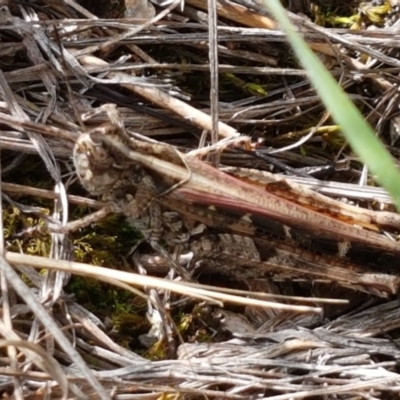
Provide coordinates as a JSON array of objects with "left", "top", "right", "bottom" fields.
[{"left": 2, "top": 0, "right": 400, "bottom": 398}]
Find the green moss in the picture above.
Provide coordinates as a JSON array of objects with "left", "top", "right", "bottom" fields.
[
  {"left": 4, "top": 206, "right": 52, "bottom": 257},
  {"left": 222, "top": 73, "right": 268, "bottom": 97},
  {"left": 63, "top": 210, "right": 160, "bottom": 351},
  {"left": 311, "top": 0, "right": 392, "bottom": 29}
]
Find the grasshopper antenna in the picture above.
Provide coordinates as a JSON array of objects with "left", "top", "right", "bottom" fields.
[{"left": 53, "top": 24, "right": 85, "bottom": 133}]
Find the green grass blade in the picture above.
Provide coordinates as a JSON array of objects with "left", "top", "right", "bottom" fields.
[{"left": 262, "top": 0, "right": 400, "bottom": 209}]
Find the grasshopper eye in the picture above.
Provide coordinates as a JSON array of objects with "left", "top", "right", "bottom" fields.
[{"left": 87, "top": 130, "right": 104, "bottom": 146}]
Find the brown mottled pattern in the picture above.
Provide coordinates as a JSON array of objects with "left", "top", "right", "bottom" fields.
[{"left": 73, "top": 123, "right": 400, "bottom": 296}]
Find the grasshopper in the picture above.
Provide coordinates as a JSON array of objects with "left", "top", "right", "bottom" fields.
[{"left": 73, "top": 111, "right": 400, "bottom": 297}]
